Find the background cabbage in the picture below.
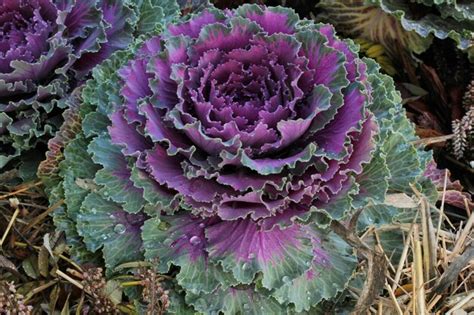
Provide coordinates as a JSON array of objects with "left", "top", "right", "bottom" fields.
[
  {"left": 376, "top": 0, "right": 473, "bottom": 55},
  {"left": 318, "top": 0, "right": 474, "bottom": 60},
  {"left": 0, "top": 0, "right": 161, "bottom": 180}
]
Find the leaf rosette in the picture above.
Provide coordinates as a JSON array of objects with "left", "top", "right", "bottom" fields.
[
  {"left": 50, "top": 3, "right": 435, "bottom": 313},
  {"left": 0, "top": 0, "right": 140, "bottom": 177}
]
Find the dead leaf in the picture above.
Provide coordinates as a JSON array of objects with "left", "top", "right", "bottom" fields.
[
  {"left": 0, "top": 255, "right": 17, "bottom": 272},
  {"left": 415, "top": 127, "right": 445, "bottom": 139},
  {"left": 43, "top": 232, "right": 65, "bottom": 259},
  {"left": 384, "top": 193, "right": 418, "bottom": 208},
  {"left": 104, "top": 280, "right": 123, "bottom": 305},
  {"left": 49, "top": 284, "right": 60, "bottom": 312},
  {"left": 60, "top": 293, "right": 70, "bottom": 315},
  {"left": 38, "top": 246, "right": 50, "bottom": 278},
  {"left": 75, "top": 178, "right": 98, "bottom": 192},
  {"left": 22, "top": 255, "right": 39, "bottom": 279}
]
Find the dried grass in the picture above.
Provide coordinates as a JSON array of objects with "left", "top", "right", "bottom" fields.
[
  {"left": 357, "top": 175, "right": 473, "bottom": 315},
  {"left": 0, "top": 182, "right": 170, "bottom": 314},
  {"left": 1, "top": 176, "right": 472, "bottom": 314}
]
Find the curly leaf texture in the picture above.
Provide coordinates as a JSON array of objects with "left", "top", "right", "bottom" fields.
[
  {"left": 46, "top": 3, "right": 436, "bottom": 313},
  {"left": 1, "top": 0, "right": 179, "bottom": 180},
  {"left": 318, "top": 0, "right": 473, "bottom": 60}
]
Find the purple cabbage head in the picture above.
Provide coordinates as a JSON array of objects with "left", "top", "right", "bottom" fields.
[
  {"left": 54, "top": 4, "right": 433, "bottom": 313},
  {"left": 0, "top": 0, "right": 134, "bottom": 177},
  {"left": 112, "top": 6, "right": 374, "bottom": 220}
]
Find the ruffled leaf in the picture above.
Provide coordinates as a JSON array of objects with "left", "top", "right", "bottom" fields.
[
  {"left": 77, "top": 192, "right": 146, "bottom": 270},
  {"left": 186, "top": 286, "right": 286, "bottom": 315},
  {"left": 135, "top": 0, "right": 179, "bottom": 34},
  {"left": 273, "top": 232, "right": 357, "bottom": 312},
  {"left": 89, "top": 135, "right": 145, "bottom": 213},
  {"left": 45, "top": 4, "right": 437, "bottom": 313},
  {"left": 206, "top": 219, "right": 314, "bottom": 289},
  {"left": 142, "top": 215, "right": 237, "bottom": 294},
  {"left": 376, "top": 0, "right": 474, "bottom": 52}
]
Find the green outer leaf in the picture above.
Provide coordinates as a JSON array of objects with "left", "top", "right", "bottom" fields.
[
  {"left": 381, "top": 129, "right": 421, "bottom": 193},
  {"left": 365, "top": 58, "right": 431, "bottom": 194},
  {"left": 353, "top": 150, "right": 390, "bottom": 208},
  {"left": 272, "top": 232, "right": 357, "bottom": 312},
  {"left": 142, "top": 217, "right": 237, "bottom": 294},
  {"left": 134, "top": 0, "right": 180, "bottom": 33},
  {"left": 61, "top": 133, "right": 100, "bottom": 218},
  {"left": 50, "top": 185, "right": 99, "bottom": 263},
  {"left": 166, "top": 284, "right": 197, "bottom": 315},
  {"left": 88, "top": 135, "right": 144, "bottom": 213},
  {"left": 350, "top": 58, "right": 437, "bottom": 242},
  {"left": 358, "top": 204, "right": 408, "bottom": 231},
  {"left": 130, "top": 165, "right": 177, "bottom": 209},
  {"left": 82, "top": 112, "right": 110, "bottom": 138},
  {"left": 186, "top": 286, "right": 286, "bottom": 315},
  {"left": 53, "top": 133, "right": 101, "bottom": 262},
  {"left": 77, "top": 193, "right": 144, "bottom": 270},
  {"left": 82, "top": 49, "right": 134, "bottom": 116},
  {"left": 1, "top": 99, "right": 62, "bottom": 174}
]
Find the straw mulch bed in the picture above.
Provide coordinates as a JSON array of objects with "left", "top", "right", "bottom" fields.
[{"left": 1, "top": 174, "right": 472, "bottom": 314}]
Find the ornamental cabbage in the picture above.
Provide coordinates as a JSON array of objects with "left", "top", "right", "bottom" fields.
[
  {"left": 47, "top": 4, "right": 435, "bottom": 313},
  {"left": 318, "top": 0, "right": 474, "bottom": 59},
  {"left": 0, "top": 0, "right": 160, "bottom": 178},
  {"left": 375, "top": 0, "right": 473, "bottom": 50}
]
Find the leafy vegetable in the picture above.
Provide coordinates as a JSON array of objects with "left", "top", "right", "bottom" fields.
[
  {"left": 375, "top": 0, "right": 473, "bottom": 56},
  {"left": 47, "top": 3, "right": 435, "bottom": 313},
  {"left": 1, "top": 0, "right": 142, "bottom": 179},
  {"left": 318, "top": 0, "right": 474, "bottom": 59}
]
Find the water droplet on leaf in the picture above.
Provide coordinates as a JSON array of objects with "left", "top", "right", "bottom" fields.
[
  {"left": 158, "top": 221, "right": 170, "bottom": 231},
  {"left": 282, "top": 276, "right": 290, "bottom": 283},
  {"left": 247, "top": 253, "right": 255, "bottom": 259},
  {"left": 242, "top": 263, "right": 249, "bottom": 270},
  {"left": 189, "top": 236, "right": 201, "bottom": 246},
  {"left": 199, "top": 223, "right": 205, "bottom": 228},
  {"left": 114, "top": 224, "right": 126, "bottom": 234}
]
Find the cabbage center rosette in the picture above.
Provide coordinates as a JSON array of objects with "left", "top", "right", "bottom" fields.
[{"left": 53, "top": 4, "right": 434, "bottom": 313}]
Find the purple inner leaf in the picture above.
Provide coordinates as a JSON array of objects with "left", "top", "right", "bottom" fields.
[{"left": 105, "top": 6, "right": 379, "bottom": 266}]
